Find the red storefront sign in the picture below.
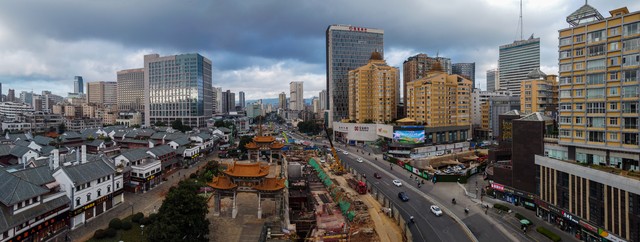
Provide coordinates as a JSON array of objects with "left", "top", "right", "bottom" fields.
[{"left": 491, "top": 183, "right": 504, "bottom": 191}]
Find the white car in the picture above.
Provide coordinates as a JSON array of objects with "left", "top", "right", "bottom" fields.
[
  {"left": 357, "top": 158, "right": 363, "bottom": 163},
  {"left": 392, "top": 180, "right": 403, "bottom": 187},
  {"left": 343, "top": 151, "right": 349, "bottom": 155},
  {"left": 430, "top": 205, "right": 443, "bottom": 216}
]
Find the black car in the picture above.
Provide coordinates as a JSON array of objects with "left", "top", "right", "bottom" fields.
[{"left": 398, "top": 192, "right": 409, "bottom": 202}]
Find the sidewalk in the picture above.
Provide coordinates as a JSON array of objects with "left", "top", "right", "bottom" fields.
[
  {"left": 53, "top": 160, "right": 209, "bottom": 242},
  {"left": 464, "top": 175, "right": 579, "bottom": 242}
]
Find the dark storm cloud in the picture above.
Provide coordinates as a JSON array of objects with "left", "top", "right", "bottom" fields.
[{"left": 0, "top": 0, "right": 638, "bottom": 99}]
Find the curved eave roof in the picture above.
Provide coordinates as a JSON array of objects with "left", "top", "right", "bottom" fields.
[
  {"left": 254, "top": 136, "right": 275, "bottom": 143},
  {"left": 223, "top": 162, "right": 270, "bottom": 178},
  {"left": 253, "top": 178, "right": 286, "bottom": 192},
  {"left": 208, "top": 176, "right": 238, "bottom": 190}
]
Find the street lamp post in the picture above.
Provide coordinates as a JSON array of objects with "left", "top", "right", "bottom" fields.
[{"left": 130, "top": 202, "right": 134, "bottom": 215}]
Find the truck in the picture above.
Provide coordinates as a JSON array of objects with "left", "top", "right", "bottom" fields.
[{"left": 347, "top": 178, "right": 367, "bottom": 194}]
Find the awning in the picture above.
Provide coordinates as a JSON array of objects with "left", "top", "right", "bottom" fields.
[{"left": 45, "top": 181, "right": 59, "bottom": 189}]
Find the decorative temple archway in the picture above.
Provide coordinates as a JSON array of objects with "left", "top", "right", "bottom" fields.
[
  {"left": 209, "top": 161, "right": 285, "bottom": 219},
  {"left": 245, "top": 125, "right": 285, "bottom": 163}
]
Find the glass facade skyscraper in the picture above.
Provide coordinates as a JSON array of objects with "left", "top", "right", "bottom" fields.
[
  {"left": 452, "top": 62, "right": 476, "bottom": 88},
  {"left": 326, "top": 24, "right": 383, "bottom": 125},
  {"left": 74, "top": 76, "right": 84, "bottom": 94},
  {"left": 498, "top": 37, "right": 540, "bottom": 96},
  {"left": 144, "top": 53, "right": 212, "bottom": 127}
]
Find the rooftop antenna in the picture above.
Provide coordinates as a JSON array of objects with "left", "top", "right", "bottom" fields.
[{"left": 519, "top": 0, "right": 523, "bottom": 40}]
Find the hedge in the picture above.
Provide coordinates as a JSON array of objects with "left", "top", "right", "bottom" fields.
[
  {"left": 536, "top": 226, "right": 561, "bottom": 242},
  {"left": 132, "top": 212, "right": 144, "bottom": 223},
  {"left": 493, "top": 203, "right": 510, "bottom": 212},
  {"left": 104, "top": 228, "right": 117, "bottom": 238},
  {"left": 93, "top": 229, "right": 105, "bottom": 239},
  {"left": 121, "top": 221, "right": 133, "bottom": 230},
  {"left": 108, "top": 218, "right": 122, "bottom": 230}
]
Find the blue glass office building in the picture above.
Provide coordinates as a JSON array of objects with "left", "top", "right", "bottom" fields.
[{"left": 144, "top": 53, "right": 213, "bottom": 127}]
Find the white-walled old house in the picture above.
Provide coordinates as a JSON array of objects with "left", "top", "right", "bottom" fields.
[
  {"left": 114, "top": 148, "right": 162, "bottom": 193},
  {"left": 52, "top": 155, "right": 123, "bottom": 228},
  {"left": 0, "top": 167, "right": 70, "bottom": 242}
]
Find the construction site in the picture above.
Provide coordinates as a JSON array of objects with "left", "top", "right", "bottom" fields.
[{"left": 286, "top": 148, "right": 402, "bottom": 242}]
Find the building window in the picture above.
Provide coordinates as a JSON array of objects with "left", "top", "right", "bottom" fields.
[
  {"left": 86, "top": 193, "right": 91, "bottom": 202},
  {"left": 609, "top": 103, "right": 618, "bottom": 110},
  {"left": 623, "top": 133, "right": 639, "bottom": 145},
  {"left": 560, "top": 116, "right": 571, "bottom": 124},
  {"left": 560, "top": 37, "right": 572, "bottom": 46},
  {"left": 586, "top": 102, "right": 605, "bottom": 113},
  {"left": 609, "top": 87, "right": 619, "bottom": 96},
  {"left": 622, "top": 54, "right": 640, "bottom": 67},
  {"left": 116, "top": 182, "right": 120, "bottom": 189},
  {"left": 560, "top": 64, "right": 572, "bottom": 72},
  {"left": 587, "top": 73, "right": 606, "bottom": 85},
  {"left": 623, "top": 38, "right": 640, "bottom": 52},
  {"left": 576, "top": 103, "right": 583, "bottom": 110},
  {"left": 575, "top": 130, "right": 584, "bottom": 138},
  {"left": 559, "top": 129, "right": 571, "bottom": 137},
  {"left": 575, "top": 48, "right": 584, "bottom": 56},
  {"left": 560, "top": 77, "right": 571, "bottom": 85},
  {"left": 622, "top": 69, "right": 638, "bottom": 82},
  {"left": 587, "top": 30, "right": 606, "bottom": 43},
  {"left": 575, "top": 117, "right": 583, "bottom": 124},
  {"left": 575, "top": 76, "right": 584, "bottom": 83},
  {"left": 588, "top": 131, "right": 605, "bottom": 142},
  {"left": 560, "top": 90, "right": 571, "bottom": 98},
  {"left": 623, "top": 22, "right": 640, "bottom": 36},
  {"left": 76, "top": 198, "right": 81, "bottom": 206},
  {"left": 97, "top": 189, "right": 101, "bottom": 197},
  {"left": 108, "top": 185, "right": 111, "bottom": 193},
  {"left": 609, "top": 42, "right": 619, "bottom": 51},
  {"left": 609, "top": 72, "right": 619, "bottom": 80},
  {"left": 609, "top": 133, "right": 619, "bottom": 141},
  {"left": 587, "top": 44, "right": 605, "bottom": 56},
  {"left": 560, "top": 103, "right": 572, "bottom": 110},
  {"left": 575, "top": 90, "right": 583, "bottom": 97}
]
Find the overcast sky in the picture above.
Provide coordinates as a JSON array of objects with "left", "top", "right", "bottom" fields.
[{"left": 0, "top": 0, "right": 638, "bottom": 100}]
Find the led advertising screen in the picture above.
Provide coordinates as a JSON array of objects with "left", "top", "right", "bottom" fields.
[{"left": 393, "top": 129, "right": 425, "bottom": 144}]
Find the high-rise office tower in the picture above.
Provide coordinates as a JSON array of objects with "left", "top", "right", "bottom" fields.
[
  {"left": 221, "top": 90, "right": 235, "bottom": 113},
  {"left": 348, "top": 52, "right": 399, "bottom": 123},
  {"left": 144, "top": 53, "right": 212, "bottom": 127},
  {"left": 7, "top": 89, "right": 15, "bottom": 102},
  {"left": 74, "top": 76, "right": 84, "bottom": 94},
  {"left": 117, "top": 68, "right": 145, "bottom": 112},
  {"left": 319, "top": 89, "right": 327, "bottom": 110},
  {"left": 19, "top": 91, "right": 33, "bottom": 106},
  {"left": 535, "top": 5, "right": 640, "bottom": 242},
  {"left": 326, "top": 24, "right": 384, "bottom": 124},
  {"left": 486, "top": 69, "right": 498, "bottom": 91},
  {"left": 213, "top": 87, "right": 222, "bottom": 114},
  {"left": 88, "top": 81, "right": 117, "bottom": 106},
  {"left": 402, "top": 53, "right": 452, "bottom": 116},
  {"left": 452, "top": 63, "right": 476, "bottom": 88},
  {"left": 289, "top": 81, "right": 304, "bottom": 111},
  {"left": 278, "top": 92, "right": 287, "bottom": 110},
  {"left": 238, "top": 91, "right": 246, "bottom": 110},
  {"left": 498, "top": 36, "right": 540, "bottom": 96}
]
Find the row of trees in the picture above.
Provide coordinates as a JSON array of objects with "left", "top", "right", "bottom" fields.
[
  {"left": 146, "top": 180, "right": 210, "bottom": 241},
  {"left": 297, "top": 120, "right": 322, "bottom": 135}
]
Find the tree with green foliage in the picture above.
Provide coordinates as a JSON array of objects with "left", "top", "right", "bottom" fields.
[
  {"left": 214, "top": 120, "right": 226, "bottom": 127},
  {"left": 58, "top": 123, "right": 66, "bottom": 134},
  {"left": 238, "top": 136, "right": 254, "bottom": 153},
  {"left": 154, "top": 121, "right": 167, "bottom": 127},
  {"left": 297, "top": 121, "right": 321, "bottom": 135},
  {"left": 171, "top": 119, "right": 192, "bottom": 133},
  {"left": 146, "top": 180, "right": 209, "bottom": 242}
]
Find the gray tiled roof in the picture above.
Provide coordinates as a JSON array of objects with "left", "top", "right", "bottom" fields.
[
  {"left": 14, "top": 140, "right": 30, "bottom": 147},
  {"left": 148, "top": 145, "right": 174, "bottom": 157},
  {"left": 118, "top": 139, "right": 149, "bottom": 144},
  {"left": 0, "top": 145, "right": 11, "bottom": 157},
  {"left": 32, "top": 136, "right": 54, "bottom": 146},
  {"left": 0, "top": 195, "right": 69, "bottom": 233},
  {"left": 196, "top": 133, "right": 211, "bottom": 140},
  {"left": 164, "top": 133, "right": 187, "bottom": 141},
  {"left": 0, "top": 169, "right": 48, "bottom": 206},
  {"left": 9, "top": 146, "right": 34, "bottom": 158},
  {"left": 150, "top": 132, "right": 166, "bottom": 140},
  {"left": 60, "top": 159, "right": 115, "bottom": 184},
  {"left": 121, "top": 148, "right": 151, "bottom": 162},
  {"left": 86, "top": 139, "right": 104, "bottom": 147},
  {"left": 5, "top": 134, "right": 30, "bottom": 142},
  {"left": 137, "top": 129, "right": 155, "bottom": 137},
  {"left": 171, "top": 137, "right": 191, "bottom": 146},
  {"left": 39, "top": 146, "right": 57, "bottom": 155},
  {"left": 61, "top": 132, "right": 82, "bottom": 141},
  {"left": 216, "top": 127, "right": 232, "bottom": 133},
  {"left": 11, "top": 166, "right": 55, "bottom": 186},
  {"left": 176, "top": 146, "right": 186, "bottom": 156}
]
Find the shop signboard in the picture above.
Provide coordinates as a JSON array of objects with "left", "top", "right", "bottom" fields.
[
  {"left": 598, "top": 228, "right": 626, "bottom": 242},
  {"left": 561, "top": 210, "right": 579, "bottom": 224},
  {"left": 376, "top": 124, "right": 394, "bottom": 139},
  {"left": 579, "top": 220, "right": 598, "bottom": 233},
  {"left": 491, "top": 183, "right": 504, "bottom": 191}
]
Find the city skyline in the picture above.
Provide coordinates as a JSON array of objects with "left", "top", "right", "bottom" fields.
[{"left": 0, "top": 1, "right": 638, "bottom": 101}]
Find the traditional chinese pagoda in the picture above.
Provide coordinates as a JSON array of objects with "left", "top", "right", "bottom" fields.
[{"left": 245, "top": 125, "right": 285, "bottom": 163}]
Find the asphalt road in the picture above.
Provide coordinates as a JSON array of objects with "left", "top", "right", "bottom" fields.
[{"left": 286, "top": 131, "right": 515, "bottom": 242}]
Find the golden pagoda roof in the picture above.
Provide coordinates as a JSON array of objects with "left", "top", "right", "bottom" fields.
[
  {"left": 253, "top": 177, "right": 286, "bottom": 192},
  {"left": 254, "top": 136, "right": 275, "bottom": 143},
  {"left": 245, "top": 142, "right": 259, "bottom": 149},
  {"left": 224, "top": 161, "right": 270, "bottom": 178},
  {"left": 208, "top": 176, "right": 238, "bottom": 190},
  {"left": 270, "top": 142, "right": 285, "bottom": 149}
]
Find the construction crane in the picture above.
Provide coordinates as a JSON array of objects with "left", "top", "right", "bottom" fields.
[{"left": 323, "top": 123, "right": 345, "bottom": 175}]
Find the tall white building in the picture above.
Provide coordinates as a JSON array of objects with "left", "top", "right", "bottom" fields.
[
  {"left": 289, "top": 81, "right": 304, "bottom": 111},
  {"left": 471, "top": 89, "right": 513, "bottom": 127},
  {"left": 319, "top": 89, "right": 327, "bottom": 110},
  {"left": 0, "top": 102, "right": 33, "bottom": 121},
  {"left": 498, "top": 36, "right": 540, "bottom": 96},
  {"left": 486, "top": 69, "right": 498, "bottom": 91},
  {"left": 278, "top": 92, "right": 287, "bottom": 110},
  {"left": 144, "top": 53, "right": 213, "bottom": 127},
  {"left": 213, "top": 87, "right": 222, "bottom": 114}
]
